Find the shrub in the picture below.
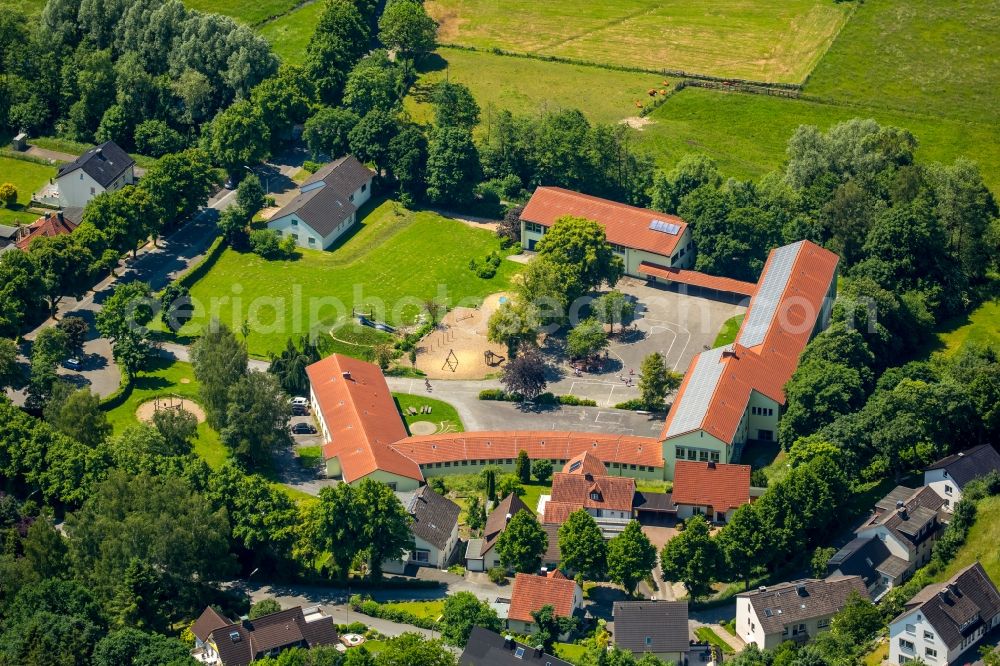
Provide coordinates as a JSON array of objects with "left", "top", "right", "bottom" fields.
[
  {"left": 614, "top": 398, "right": 650, "bottom": 411},
  {"left": 350, "top": 595, "right": 440, "bottom": 630},
  {"left": 0, "top": 182, "right": 16, "bottom": 207},
  {"left": 249, "top": 229, "right": 281, "bottom": 258},
  {"left": 337, "top": 622, "right": 368, "bottom": 634},
  {"left": 469, "top": 251, "right": 503, "bottom": 279},
  {"left": 478, "top": 388, "right": 508, "bottom": 401},
  {"left": 303, "top": 160, "right": 322, "bottom": 173},
  {"left": 557, "top": 394, "right": 597, "bottom": 406},
  {"left": 488, "top": 566, "right": 508, "bottom": 585}
]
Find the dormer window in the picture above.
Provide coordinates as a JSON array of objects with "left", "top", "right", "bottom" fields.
[{"left": 589, "top": 492, "right": 601, "bottom": 501}]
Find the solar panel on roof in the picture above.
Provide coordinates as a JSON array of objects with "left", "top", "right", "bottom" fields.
[
  {"left": 737, "top": 241, "right": 803, "bottom": 347},
  {"left": 665, "top": 346, "right": 729, "bottom": 437},
  {"left": 649, "top": 219, "right": 681, "bottom": 235}
]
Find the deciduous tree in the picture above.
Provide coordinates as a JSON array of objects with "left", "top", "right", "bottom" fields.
[
  {"left": 356, "top": 479, "right": 413, "bottom": 581},
  {"left": 440, "top": 592, "right": 502, "bottom": 646},
  {"left": 659, "top": 515, "right": 720, "bottom": 599},
  {"left": 591, "top": 290, "right": 635, "bottom": 334},
  {"left": 638, "top": 352, "right": 680, "bottom": 411},
  {"left": 558, "top": 510, "right": 607, "bottom": 581},
  {"left": 500, "top": 346, "right": 547, "bottom": 401},
  {"left": 495, "top": 509, "right": 547, "bottom": 573},
  {"left": 304, "top": 106, "right": 360, "bottom": 159},
  {"left": 220, "top": 370, "right": 292, "bottom": 468},
  {"left": 535, "top": 216, "right": 623, "bottom": 302},
  {"left": 378, "top": 0, "right": 437, "bottom": 57},
  {"left": 606, "top": 520, "right": 656, "bottom": 596},
  {"left": 566, "top": 317, "right": 607, "bottom": 359},
  {"left": 191, "top": 320, "right": 248, "bottom": 429}
]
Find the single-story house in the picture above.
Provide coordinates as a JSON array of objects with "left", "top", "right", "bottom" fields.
[
  {"left": 38, "top": 141, "right": 134, "bottom": 210},
  {"left": 889, "top": 562, "right": 1000, "bottom": 665},
  {"left": 459, "top": 627, "right": 572, "bottom": 666},
  {"left": 736, "top": 576, "right": 868, "bottom": 650},
  {"left": 267, "top": 156, "right": 374, "bottom": 250},
  {"left": 466, "top": 493, "right": 533, "bottom": 572},
  {"left": 507, "top": 571, "right": 582, "bottom": 638},
  {"left": 612, "top": 600, "right": 690, "bottom": 664},
  {"left": 924, "top": 445, "right": 1000, "bottom": 512},
  {"left": 519, "top": 186, "right": 693, "bottom": 277},
  {"left": 190, "top": 604, "right": 338, "bottom": 666},
  {"left": 384, "top": 485, "right": 460, "bottom": 574},
  {"left": 671, "top": 460, "right": 752, "bottom": 524}
]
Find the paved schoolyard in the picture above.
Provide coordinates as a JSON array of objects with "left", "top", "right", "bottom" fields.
[{"left": 543, "top": 277, "right": 748, "bottom": 406}]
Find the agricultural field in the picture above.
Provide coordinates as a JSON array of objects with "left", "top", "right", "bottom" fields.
[
  {"left": 181, "top": 200, "right": 519, "bottom": 358},
  {"left": 426, "top": 0, "right": 852, "bottom": 83},
  {"left": 183, "top": 0, "right": 300, "bottom": 25},
  {"left": 258, "top": 1, "right": 324, "bottom": 65},
  {"left": 632, "top": 87, "right": 1000, "bottom": 191},
  {"left": 404, "top": 47, "right": 672, "bottom": 126},
  {"left": 0, "top": 155, "right": 56, "bottom": 227}
]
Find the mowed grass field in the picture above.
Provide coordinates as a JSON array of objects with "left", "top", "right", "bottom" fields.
[
  {"left": 404, "top": 47, "right": 673, "bottom": 125},
  {"left": 427, "top": 0, "right": 852, "bottom": 83},
  {"left": 633, "top": 87, "right": 1000, "bottom": 191},
  {"left": 258, "top": 0, "right": 324, "bottom": 64},
  {"left": 183, "top": 0, "right": 301, "bottom": 25},
  {"left": 0, "top": 156, "right": 56, "bottom": 226},
  {"left": 936, "top": 495, "right": 1000, "bottom": 585},
  {"left": 182, "top": 200, "right": 519, "bottom": 358}
]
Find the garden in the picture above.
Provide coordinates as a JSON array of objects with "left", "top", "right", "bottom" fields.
[{"left": 0, "top": 155, "right": 56, "bottom": 226}]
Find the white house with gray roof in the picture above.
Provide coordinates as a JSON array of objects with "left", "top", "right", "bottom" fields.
[
  {"left": 889, "top": 562, "right": 1000, "bottom": 665},
  {"left": 736, "top": 576, "right": 868, "bottom": 649},
  {"left": 38, "top": 141, "right": 135, "bottom": 210},
  {"left": 266, "top": 156, "right": 374, "bottom": 250},
  {"left": 924, "top": 445, "right": 1000, "bottom": 512},
  {"left": 383, "top": 486, "right": 460, "bottom": 574}
]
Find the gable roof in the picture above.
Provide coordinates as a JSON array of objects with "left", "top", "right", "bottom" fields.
[
  {"left": 270, "top": 156, "right": 374, "bottom": 237},
  {"left": 390, "top": 431, "right": 663, "bottom": 469},
  {"left": 612, "top": 601, "right": 690, "bottom": 654},
  {"left": 208, "top": 606, "right": 339, "bottom": 666},
  {"left": 896, "top": 562, "right": 1000, "bottom": 650},
  {"left": 483, "top": 492, "right": 533, "bottom": 548},
  {"left": 308, "top": 354, "right": 421, "bottom": 483},
  {"left": 563, "top": 451, "right": 609, "bottom": 477},
  {"left": 859, "top": 486, "right": 945, "bottom": 550},
  {"left": 56, "top": 141, "right": 133, "bottom": 188},
  {"left": 509, "top": 572, "right": 578, "bottom": 623},
  {"left": 827, "top": 536, "right": 908, "bottom": 588},
  {"left": 192, "top": 606, "right": 230, "bottom": 643},
  {"left": 541, "top": 522, "right": 562, "bottom": 564},
  {"left": 16, "top": 211, "right": 78, "bottom": 250},
  {"left": 547, "top": 471, "right": 635, "bottom": 518},
  {"left": 521, "top": 186, "right": 688, "bottom": 257},
  {"left": 662, "top": 240, "right": 839, "bottom": 443},
  {"left": 460, "top": 627, "right": 573, "bottom": 666},
  {"left": 925, "top": 445, "right": 1000, "bottom": 488},
  {"left": 739, "top": 577, "right": 868, "bottom": 635},
  {"left": 671, "top": 461, "right": 751, "bottom": 511},
  {"left": 398, "top": 486, "right": 460, "bottom": 551}
]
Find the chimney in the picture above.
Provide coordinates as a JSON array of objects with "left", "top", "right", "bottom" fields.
[
  {"left": 342, "top": 371, "right": 351, "bottom": 380},
  {"left": 759, "top": 586, "right": 767, "bottom": 592},
  {"left": 898, "top": 503, "right": 908, "bottom": 520},
  {"left": 708, "top": 461, "right": 716, "bottom": 469},
  {"left": 505, "top": 512, "right": 512, "bottom": 524},
  {"left": 95, "top": 147, "right": 102, "bottom": 156},
  {"left": 722, "top": 347, "right": 739, "bottom": 359},
  {"left": 535, "top": 645, "right": 544, "bottom": 656}
]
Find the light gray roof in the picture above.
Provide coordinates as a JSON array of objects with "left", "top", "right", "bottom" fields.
[
  {"left": 466, "top": 538, "right": 485, "bottom": 560},
  {"left": 0, "top": 225, "right": 18, "bottom": 241},
  {"left": 737, "top": 241, "right": 803, "bottom": 347},
  {"left": 664, "top": 345, "right": 728, "bottom": 437},
  {"left": 269, "top": 156, "right": 374, "bottom": 237}
]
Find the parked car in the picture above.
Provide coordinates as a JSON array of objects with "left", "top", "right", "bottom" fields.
[
  {"left": 291, "top": 423, "right": 317, "bottom": 435},
  {"left": 292, "top": 404, "right": 309, "bottom": 416},
  {"left": 65, "top": 358, "right": 82, "bottom": 370},
  {"left": 291, "top": 396, "right": 309, "bottom": 407}
]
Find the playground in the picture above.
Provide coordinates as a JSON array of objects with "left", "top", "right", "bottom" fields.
[
  {"left": 135, "top": 395, "right": 207, "bottom": 424},
  {"left": 414, "top": 292, "right": 511, "bottom": 380}
]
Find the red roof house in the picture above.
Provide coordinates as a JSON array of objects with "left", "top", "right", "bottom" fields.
[
  {"left": 672, "top": 461, "right": 751, "bottom": 523},
  {"left": 508, "top": 572, "right": 581, "bottom": 633},
  {"left": 16, "top": 211, "right": 77, "bottom": 250}
]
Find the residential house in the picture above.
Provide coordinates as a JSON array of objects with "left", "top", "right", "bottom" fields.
[
  {"left": 466, "top": 493, "right": 532, "bottom": 572},
  {"left": 38, "top": 141, "right": 135, "bottom": 209},
  {"left": 541, "top": 523, "right": 562, "bottom": 570},
  {"left": 519, "top": 186, "right": 695, "bottom": 277},
  {"left": 542, "top": 454, "right": 636, "bottom": 536},
  {"left": 889, "top": 562, "right": 1000, "bottom": 665},
  {"left": 0, "top": 224, "right": 22, "bottom": 254},
  {"left": 612, "top": 601, "right": 690, "bottom": 664},
  {"left": 14, "top": 210, "right": 80, "bottom": 250},
  {"left": 459, "top": 627, "right": 573, "bottom": 666},
  {"left": 661, "top": 240, "right": 839, "bottom": 477},
  {"left": 856, "top": 486, "right": 947, "bottom": 577},
  {"left": 507, "top": 571, "right": 582, "bottom": 638},
  {"left": 671, "top": 460, "right": 752, "bottom": 524},
  {"left": 736, "top": 577, "right": 868, "bottom": 650},
  {"left": 826, "top": 536, "right": 907, "bottom": 602},
  {"left": 924, "top": 445, "right": 1000, "bottom": 512},
  {"left": 267, "top": 156, "right": 374, "bottom": 250},
  {"left": 190, "top": 605, "right": 339, "bottom": 666},
  {"left": 383, "top": 485, "right": 460, "bottom": 574}
]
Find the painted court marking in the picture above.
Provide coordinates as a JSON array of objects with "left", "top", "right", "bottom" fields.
[{"left": 595, "top": 411, "right": 624, "bottom": 424}]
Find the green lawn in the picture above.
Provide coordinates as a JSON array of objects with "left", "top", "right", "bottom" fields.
[
  {"left": 183, "top": 0, "right": 301, "bottom": 25},
  {"left": 554, "top": 642, "right": 588, "bottom": 664},
  {"left": 102, "top": 356, "right": 229, "bottom": 470},
  {"left": 427, "top": 0, "right": 851, "bottom": 83},
  {"left": 634, "top": 87, "right": 1000, "bottom": 192},
  {"left": 694, "top": 626, "right": 735, "bottom": 654},
  {"left": 519, "top": 481, "right": 551, "bottom": 516},
  {"left": 378, "top": 599, "right": 445, "bottom": 621},
  {"left": 393, "top": 393, "right": 465, "bottom": 434},
  {"left": 804, "top": 0, "right": 999, "bottom": 126},
  {"left": 182, "top": 199, "right": 519, "bottom": 358},
  {"left": 936, "top": 494, "right": 1000, "bottom": 585},
  {"left": 404, "top": 47, "right": 674, "bottom": 126},
  {"left": 258, "top": 1, "right": 324, "bottom": 65},
  {"left": 0, "top": 155, "right": 56, "bottom": 226},
  {"left": 713, "top": 314, "right": 745, "bottom": 347},
  {"left": 319, "top": 320, "right": 395, "bottom": 359},
  {"left": 935, "top": 299, "right": 1000, "bottom": 357},
  {"left": 297, "top": 445, "right": 323, "bottom": 468}
]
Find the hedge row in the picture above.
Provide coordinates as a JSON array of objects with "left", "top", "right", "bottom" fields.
[
  {"left": 478, "top": 389, "right": 597, "bottom": 406},
  {"left": 177, "top": 236, "right": 226, "bottom": 290},
  {"left": 349, "top": 595, "right": 440, "bottom": 631}
]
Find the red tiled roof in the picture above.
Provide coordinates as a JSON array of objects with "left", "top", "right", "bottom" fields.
[
  {"left": 16, "top": 212, "right": 77, "bottom": 250},
  {"left": 671, "top": 461, "right": 751, "bottom": 511},
  {"left": 563, "top": 451, "right": 609, "bottom": 476},
  {"left": 521, "top": 186, "right": 688, "bottom": 257},
  {"left": 308, "top": 355, "right": 421, "bottom": 483},
  {"left": 542, "top": 501, "right": 577, "bottom": 524},
  {"left": 661, "top": 240, "right": 839, "bottom": 443},
  {"left": 509, "top": 573, "right": 578, "bottom": 623},
  {"left": 549, "top": 472, "right": 635, "bottom": 514},
  {"left": 638, "top": 262, "right": 757, "bottom": 297},
  {"left": 390, "top": 431, "right": 663, "bottom": 469}
]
